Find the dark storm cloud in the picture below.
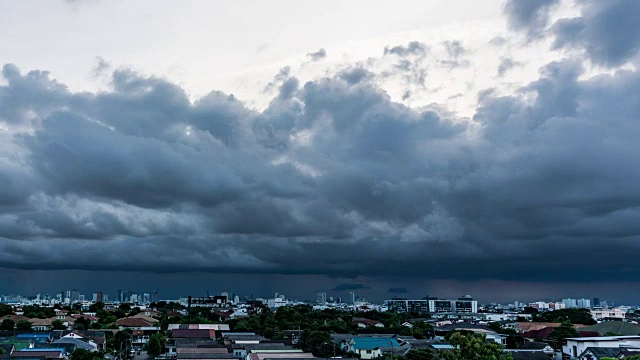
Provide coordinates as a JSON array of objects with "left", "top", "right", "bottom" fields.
[
  {"left": 306, "top": 48, "right": 327, "bottom": 62},
  {"left": 504, "top": 0, "right": 559, "bottom": 39},
  {"left": 551, "top": 0, "right": 640, "bottom": 67},
  {"left": 333, "top": 283, "right": 369, "bottom": 291},
  {"left": 388, "top": 288, "right": 409, "bottom": 294},
  {"left": 2, "top": 36, "right": 640, "bottom": 287},
  {"left": 506, "top": 0, "right": 640, "bottom": 67}
]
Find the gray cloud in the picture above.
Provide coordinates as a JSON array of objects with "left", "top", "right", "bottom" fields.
[
  {"left": 441, "top": 40, "right": 469, "bottom": 69},
  {"left": 504, "top": 0, "right": 559, "bottom": 39},
  {"left": 306, "top": 48, "right": 327, "bottom": 62},
  {"left": 1, "top": 45, "right": 640, "bottom": 288},
  {"left": 497, "top": 57, "right": 522, "bottom": 76},
  {"left": 387, "top": 288, "right": 409, "bottom": 294},
  {"left": 552, "top": 0, "right": 640, "bottom": 67},
  {"left": 333, "top": 283, "right": 369, "bottom": 291},
  {"left": 384, "top": 41, "right": 428, "bottom": 57},
  {"left": 506, "top": 0, "right": 640, "bottom": 67}
]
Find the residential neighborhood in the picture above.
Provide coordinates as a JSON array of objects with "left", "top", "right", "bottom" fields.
[{"left": 2, "top": 292, "right": 640, "bottom": 360}]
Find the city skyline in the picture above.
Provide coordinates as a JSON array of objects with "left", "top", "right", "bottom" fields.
[{"left": 2, "top": 1, "right": 640, "bottom": 303}]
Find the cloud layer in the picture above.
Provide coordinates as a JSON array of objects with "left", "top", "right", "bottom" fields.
[{"left": 1, "top": 0, "right": 640, "bottom": 287}]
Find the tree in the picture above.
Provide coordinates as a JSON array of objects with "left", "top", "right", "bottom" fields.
[
  {"left": 16, "top": 320, "right": 32, "bottom": 331},
  {"left": 0, "top": 304, "right": 13, "bottom": 317},
  {"left": 147, "top": 332, "right": 166, "bottom": 358},
  {"left": 548, "top": 320, "right": 579, "bottom": 350},
  {"left": 299, "top": 330, "right": 332, "bottom": 357},
  {"left": 0, "top": 318, "right": 15, "bottom": 331},
  {"left": 74, "top": 316, "right": 90, "bottom": 330},
  {"left": 158, "top": 312, "right": 169, "bottom": 331},
  {"left": 440, "top": 332, "right": 512, "bottom": 360},
  {"left": 52, "top": 319, "right": 67, "bottom": 330},
  {"left": 89, "top": 302, "right": 104, "bottom": 313},
  {"left": 70, "top": 348, "right": 102, "bottom": 360},
  {"left": 534, "top": 308, "right": 596, "bottom": 325},
  {"left": 405, "top": 348, "right": 435, "bottom": 360}
]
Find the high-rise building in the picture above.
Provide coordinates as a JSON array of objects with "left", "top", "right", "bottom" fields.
[
  {"left": 593, "top": 298, "right": 601, "bottom": 307},
  {"left": 96, "top": 291, "right": 103, "bottom": 303},
  {"left": 562, "top": 298, "right": 577, "bottom": 308},
  {"left": 151, "top": 291, "right": 160, "bottom": 303},
  {"left": 350, "top": 292, "right": 356, "bottom": 304},
  {"left": 316, "top": 292, "right": 327, "bottom": 304},
  {"left": 92, "top": 293, "right": 97, "bottom": 302},
  {"left": 577, "top": 298, "right": 591, "bottom": 308},
  {"left": 71, "top": 289, "right": 80, "bottom": 303}
]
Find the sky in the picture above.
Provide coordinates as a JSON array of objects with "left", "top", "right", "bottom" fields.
[{"left": 1, "top": 0, "right": 640, "bottom": 304}]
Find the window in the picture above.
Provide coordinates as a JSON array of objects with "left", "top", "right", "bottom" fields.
[{"left": 366, "top": 350, "right": 372, "bottom": 354}]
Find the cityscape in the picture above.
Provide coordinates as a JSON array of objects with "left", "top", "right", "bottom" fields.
[
  {"left": 1, "top": 290, "right": 640, "bottom": 360},
  {"left": 2, "top": 0, "right": 640, "bottom": 359}
]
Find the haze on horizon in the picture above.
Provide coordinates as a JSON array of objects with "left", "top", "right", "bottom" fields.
[{"left": 1, "top": 0, "right": 640, "bottom": 304}]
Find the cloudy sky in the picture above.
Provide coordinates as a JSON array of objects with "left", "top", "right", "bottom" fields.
[{"left": 1, "top": 0, "right": 640, "bottom": 304}]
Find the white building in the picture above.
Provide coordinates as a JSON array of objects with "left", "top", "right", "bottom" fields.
[
  {"left": 591, "top": 307, "right": 626, "bottom": 320},
  {"left": 577, "top": 299, "right": 591, "bottom": 308},
  {"left": 563, "top": 336, "right": 640, "bottom": 359}
]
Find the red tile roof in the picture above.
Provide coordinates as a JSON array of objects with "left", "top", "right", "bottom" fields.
[
  {"left": 116, "top": 317, "right": 155, "bottom": 327},
  {"left": 521, "top": 327, "right": 554, "bottom": 340}
]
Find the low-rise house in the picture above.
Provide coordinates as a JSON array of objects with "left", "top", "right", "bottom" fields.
[
  {"left": 172, "top": 330, "right": 216, "bottom": 340},
  {"left": 577, "top": 322, "right": 640, "bottom": 336},
  {"left": 578, "top": 347, "right": 624, "bottom": 360},
  {"left": 15, "top": 334, "right": 51, "bottom": 345},
  {"left": 247, "top": 350, "right": 312, "bottom": 360},
  {"left": 61, "top": 331, "right": 106, "bottom": 351},
  {"left": 344, "top": 337, "right": 399, "bottom": 360},
  {"left": 12, "top": 350, "right": 64, "bottom": 359},
  {"left": 232, "top": 344, "right": 293, "bottom": 360},
  {"left": 52, "top": 337, "right": 98, "bottom": 353},
  {"left": 563, "top": 335, "right": 640, "bottom": 359},
  {"left": 351, "top": 318, "right": 384, "bottom": 329},
  {"left": 504, "top": 350, "right": 555, "bottom": 360},
  {"left": 617, "top": 348, "right": 640, "bottom": 357},
  {"left": 176, "top": 353, "right": 240, "bottom": 360},
  {"left": 518, "top": 342, "right": 554, "bottom": 356},
  {"left": 132, "top": 329, "right": 161, "bottom": 347},
  {"left": 170, "top": 324, "right": 230, "bottom": 331},
  {"left": 71, "top": 314, "right": 98, "bottom": 324},
  {"left": 116, "top": 317, "right": 157, "bottom": 330},
  {"left": 435, "top": 323, "right": 507, "bottom": 345},
  {"left": 223, "top": 334, "right": 265, "bottom": 346},
  {"left": 521, "top": 327, "right": 554, "bottom": 341}
]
